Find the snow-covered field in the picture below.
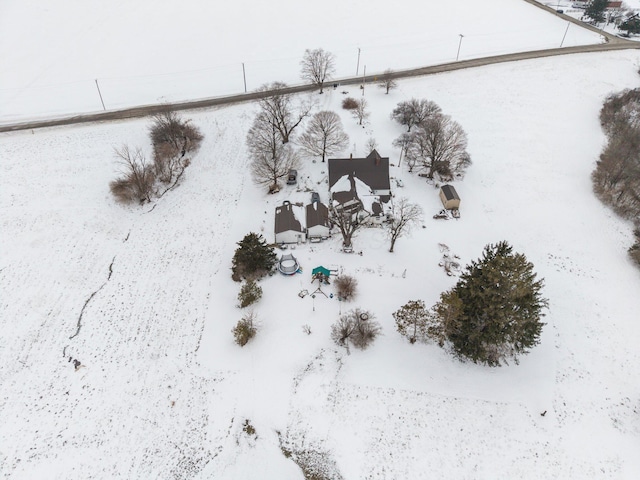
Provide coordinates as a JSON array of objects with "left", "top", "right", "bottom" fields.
[
  {"left": 0, "top": 0, "right": 606, "bottom": 122},
  {"left": 2, "top": 47, "right": 640, "bottom": 478},
  {"left": 2, "top": 0, "right": 640, "bottom": 478}
]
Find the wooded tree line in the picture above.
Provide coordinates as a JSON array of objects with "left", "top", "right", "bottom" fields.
[{"left": 592, "top": 88, "right": 640, "bottom": 266}]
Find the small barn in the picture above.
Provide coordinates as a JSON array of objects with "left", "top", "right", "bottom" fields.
[
  {"left": 306, "top": 202, "right": 330, "bottom": 241},
  {"left": 439, "top": 184, "right": 460, "bottom": 210},
  {"left": 275, "top": 201, "right": 305, "bottom": 244}
]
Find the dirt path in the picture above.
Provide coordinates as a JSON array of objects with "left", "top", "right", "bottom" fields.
[{"left": 1, "top": 15, "right": 637, "bottom": 133}]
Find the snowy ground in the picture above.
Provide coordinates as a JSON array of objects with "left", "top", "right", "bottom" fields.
[
  {"left": 2, "top": 46, "right": 640, "bottom": 478},
  {"left": 2, "top": 0, "right": 640, "bottom": 478},
  {"left": 0, "top": 0, "right": 606, "bottom": 122}
]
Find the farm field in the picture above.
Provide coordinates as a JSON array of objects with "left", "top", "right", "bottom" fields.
[{"left": 0, "top": 0, "right": 606, "bottom": 122}]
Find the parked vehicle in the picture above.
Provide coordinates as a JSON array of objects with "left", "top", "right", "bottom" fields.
[
  {"left": 311, "top": 191, "right": 320, "bottom": 203},
  {"left": 286, "top": 169, "right": 298, "bottom": 185}
]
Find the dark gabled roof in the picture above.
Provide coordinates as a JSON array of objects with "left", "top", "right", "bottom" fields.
[
  {"left": 332, "top": 186, "right": 359, "bottom": 205},
  {"left": 306, "top": 202, "right": 329, "bottom": 229},
  {"left": 440, "top": 184, "right": 460, "bottom": 201},
  {"left": 328, "top": 150, "right": 390, "bottom": 191},
  {"left": 275, "top": 202, "right": 304, "bottom": 234}
]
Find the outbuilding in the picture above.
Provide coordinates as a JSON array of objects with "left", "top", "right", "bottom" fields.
[
  {"left": 274, "top": 201, "right": 305, "bottom": 244},
  {"left": 306, "top": 202, "right": 330, "bottom": 241},
  {"left": 439, "top": 184, "right": 460, "bottom": 210}
]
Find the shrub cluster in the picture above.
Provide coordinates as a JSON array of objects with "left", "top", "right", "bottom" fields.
[
  {"left": 334, "top": 275, "right": 357, "bottom": 301},
  {"left": 237, "top": 279, "right": 263, "bottom": 308},
  {"left": 109, "top": 110, "right": 203, "bottom": 204},
  {"left": 330, "top": 309, "right": 381, "bottom": 352},
  {"left": 341, "top": 97, "right": 358, "bottom": 110},
  {"left": 232, "top": 312, "right": 257, "bottom": 347}
]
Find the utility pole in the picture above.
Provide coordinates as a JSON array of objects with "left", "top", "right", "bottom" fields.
[
  {"left": 456, "top": 34, "right": 464, "bottom": 61},
  {"left": 94, "top": 79, "right": 106, "bottom": 111},
  {"left": 560, "top": 22, "right": 570, "bottom": 47},
  {"left": 356, "top": 48, "right": 361, "bottom": 76},
  {"left": 242, "top": 63, "right": 247, "bottom": 93}
]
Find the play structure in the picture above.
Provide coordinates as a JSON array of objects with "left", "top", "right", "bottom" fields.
[
  {"left": 277, "top": 253, "right": 301, "bottom": 275},
  {"left": 310, "top": 266, "right": 332, "bottom": 297}
]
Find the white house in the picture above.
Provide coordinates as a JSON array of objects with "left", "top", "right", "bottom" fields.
[
  {"left": 274, "top": 201, "right": 305, "bottom": 244},
  {"left": 306, "top": 202, "right": 330, "bottom": 241}
]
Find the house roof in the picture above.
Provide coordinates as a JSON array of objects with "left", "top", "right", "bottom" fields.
[
  {"left": 441, "top": 184, "right": 460, "bottom": 201},
  {"left": 306, "top": 202, "right": 329, "bottom": 229},
  {"left": 275, "top": 202, "right": 304, "bottom": 234},
  {"left": 328, "top": 150, "right": 390, "bottom": 191}
]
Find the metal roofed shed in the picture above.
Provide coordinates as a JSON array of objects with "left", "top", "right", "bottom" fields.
[{"left": 439, "top": 184, "right": 461, "bottom": 210}]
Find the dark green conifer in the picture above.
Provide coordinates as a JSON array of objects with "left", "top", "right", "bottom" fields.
[
  {"left": 430, "top": 241, "right": 547, "bottom": 366},
  {"left": 231, "top": 233, "right": 277, "bottom": 281}
]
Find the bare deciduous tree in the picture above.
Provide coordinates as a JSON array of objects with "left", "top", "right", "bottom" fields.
[
  {"left": 406, "top": 114, "right": 472, "bottom": 181},
  {"left": 149, "top": 110, "right": 203, "bottom": 193},
  {"left": 334, "top": 275, "right": 358, "bottom": 301},
  {"left": 352, "top": 98, "right": 370, "bottom": 126},
  {"left": 391, "top": 98, "right": 442, "bottom": 132},
  {"left": 329, "top": 202, "right": 367, "bottom": 249},
  {"left": 331, "top": 309, "right": 381, "bottom": 353},
  {"left": 365, "top": 137, "right": 378, "bottom": 154},
  {"left": 392, "top": 132, "right": 413, "bottom": 169},
  {"left": 149, "top": 109, "right": 203, "bottom": 157},
  {"left": 256, "top": 82, "right": 313, "bottom": 144},
  {"left": 377, "top": 68, "right": 398, "bottom": 94},
  {"left": 300, "top": 48, "right": 336, "bottom": 94},
  {"left": 247, "top": 112, "right": 300, "bottom": 192},
  {"left": 386, "top": 197, "right": 424, "bottom": 253},
  {"left": 109, "top": 145, "right": 155, "bottom": 204},
  {"left": 298, "top": 111, "right": 349, "bottom": 162}
]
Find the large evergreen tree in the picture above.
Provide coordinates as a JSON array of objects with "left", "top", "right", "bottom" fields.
[
  {"left": 231, "top": 233, "right": 277, "bottom": 281},
  {"left": 585, "top": 0, "right": 608, "bottom": 23},
  {"left": 429, "top": 241, "right": 548, "bottom": 366}
]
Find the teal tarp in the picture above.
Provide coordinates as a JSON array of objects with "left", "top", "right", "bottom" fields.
[{"left": 311, "top": 266, "right": 331, "bottom": 277}]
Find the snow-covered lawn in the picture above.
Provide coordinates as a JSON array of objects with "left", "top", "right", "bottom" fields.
[
  {"left": 0, "top": 0, "right": 606, "bottom": 122},
  {"left": 1, "top": 46, "right": 640, "bottom": 479}
]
